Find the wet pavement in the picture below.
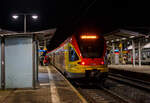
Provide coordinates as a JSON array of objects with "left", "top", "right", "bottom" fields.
[{"left": 0, "top": 66, "right": 86, "bottom": 103}]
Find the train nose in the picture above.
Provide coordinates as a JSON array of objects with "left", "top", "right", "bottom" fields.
[{"left": 79, "top": 58, "right": 104, "bottom": 66}]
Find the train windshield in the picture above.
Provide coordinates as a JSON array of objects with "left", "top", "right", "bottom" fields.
[{"left": 77, "top": 35, "right": 105, "bottom": 58}]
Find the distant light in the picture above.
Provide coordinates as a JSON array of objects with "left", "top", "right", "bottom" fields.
[
  {"left": 81, "top": 35, "right": 97, "bottom": 39},
  {"left": 122, "top": 38, "right": 126, "bottom": 40},
  {"left": 130, "top": 36, "right": 135, "bottom": 38},
  {"left": 106, "top": 41, "right": 109, "bottom": 44},
  {"left": 32, "top": 15, "right": 38, "bottom": 19},
  {"left": 115, "top": 49, "right": 119, "bottom": 52},
  {"left": 111, "top": 40, "right": 114, "bottom": 42},
  {"left": 143, "top": 43, "right": 150, "bottom": 48},
  {"left": 12, "top": 15, "right": 19, "bottom": 19},
  {"left": 145, "top": 35, "right": 149, "bottom": 38},
  {"left": 127, "top": 45, "right": 132, "bottom": 50},
  {"left": 116, "top": 39, "right": 120, "bottom": 41},
  {"left": 124, "top": 48, "right": 128, "bottom": 51}
]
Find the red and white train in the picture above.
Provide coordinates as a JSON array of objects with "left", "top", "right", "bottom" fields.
[{"left": 45, "top": 33, "right": 108, "bottom": 79}]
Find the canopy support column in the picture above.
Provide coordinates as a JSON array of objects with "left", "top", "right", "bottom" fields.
[
  {"left": 132, "top": 40, "right": 135, "bottom": 67},
  {"left": 138, "top": 41, "right": 141, "bottom": 66}
]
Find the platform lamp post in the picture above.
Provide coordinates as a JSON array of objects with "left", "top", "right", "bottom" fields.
[{"left": 12, "top": 14, "right": 38, "bottom": 33}]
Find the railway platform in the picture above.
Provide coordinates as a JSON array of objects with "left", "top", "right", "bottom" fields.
[
  {"left": 108, "top": 64, "right": 150, "bottom": 82},
  {"left": 0, "top": 66, "right": 87, "bottom": 103},
  {"left": 108, "top": 65, "right": 150, "bottom": 74}
]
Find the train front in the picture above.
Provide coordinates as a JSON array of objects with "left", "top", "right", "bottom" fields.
[{"left": 68, "top": 33, "right": 108, "bottom": 79}]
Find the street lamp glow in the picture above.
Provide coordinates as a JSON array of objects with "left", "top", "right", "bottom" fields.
[
  {"left": 12, "top": 15, "right": 19, "bottom": 19},
  {"left": 12, "top": 13, "right": 39, "bottom": 33},
  {"left": 32, "top": 15, "right": 38, "bottom": 19}
]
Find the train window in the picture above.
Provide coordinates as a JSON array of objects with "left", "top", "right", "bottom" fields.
[
  {"left": 69, "top": 46, "right": 79, "bottom": 61},
  {"left": 76, "top": 35, "right": 104, "bottom": 58}
]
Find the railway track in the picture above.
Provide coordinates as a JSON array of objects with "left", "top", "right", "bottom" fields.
[
  {"left": 108, "top": 73, "right": 150, "bottom": 92},
  {"left": 77, "top": 86, "right": 132, "bottom": 103},
  {"left": 70, "top": 72, "right": 150, "bottom": 103},
  {"left": 105, "top": 73, "right": 150, "bottom": 103},
  {"left": 71, "top": 80, "right": 132, "bottom": 103},
  {"left": 101, "top": 87, "right": 132, "bottom": 103},
  {"left": 53, "top": 66, "right": 150, "bottom": 103}
]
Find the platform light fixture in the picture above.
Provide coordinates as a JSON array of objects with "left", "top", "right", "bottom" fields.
[
  {"left": 145, "top": 35, "right": 149, "bottom": 38},
  {"left": 12, "top": 13, "right": 39, "bottom": 33},
  {"left": 122, "top": 38, "right": 126, "bottom": 40},
  {"left": 32, "top": 15, "right": 38, "bottom": 20},
  {"left": 127, "top": 41, "right": 130, "bottom": 45},
  {"left": 116, "top": 39, "right": 120, "bottom": 41},
  {"left": 12, "top": 15, "right": 19, "bottom": 19},
  {"left": 130, "top": 36, "right": 135, "bottom": 38}
]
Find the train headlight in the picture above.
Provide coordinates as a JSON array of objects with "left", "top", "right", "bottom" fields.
[
  {"left": 78, "top": 61, "right": 85, "bottom": 65},
  {"left": 81, "top": 61, "right": 85, "bottom": 65}
]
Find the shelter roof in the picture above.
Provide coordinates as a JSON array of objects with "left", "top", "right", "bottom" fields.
[{"left": 0, "top": 28, "right": 56, "bottom": 46}]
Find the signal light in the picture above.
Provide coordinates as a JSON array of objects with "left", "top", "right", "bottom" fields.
[
  {"left": 78, "top": 61, "right": 85, "bottom": 65},
  {"left": 81, "top": 35, "right": 97, "bottom": 39}
]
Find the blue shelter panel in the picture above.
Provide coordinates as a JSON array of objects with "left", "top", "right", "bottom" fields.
[
  {"left": 0, "top": 39, "right": 1, "bottom": 88},
  {"left": 5, "top": 37, "right": 33, "bottom": 88}
]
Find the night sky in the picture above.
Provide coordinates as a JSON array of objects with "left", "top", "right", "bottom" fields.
[{"left": 0, "top": 0, "right": 150, "bottom": 50}]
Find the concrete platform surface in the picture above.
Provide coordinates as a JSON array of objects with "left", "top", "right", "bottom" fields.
[
  {"left": 0, "top": 66, "right": 87, "bottom": 103},
  {"left": 108, "top": 65, "right": 150, "bottom": 74}
]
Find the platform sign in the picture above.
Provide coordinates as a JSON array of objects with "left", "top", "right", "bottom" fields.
[
  {"left": 119, "top": 43, "right": 122, "bottom": 48},
  {"left": 38, "top": 49, "right": 46, "bottom": 52},
  {"left": 114, "top": 49, "right": 119, "bottom": 54},
  {"left": 38, "top": 49, "right": 47, "bottom": 56}
]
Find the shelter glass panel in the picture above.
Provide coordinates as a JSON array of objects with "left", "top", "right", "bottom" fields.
[{"left": 5, "top": 37, "right": 33, "bottom": 88}]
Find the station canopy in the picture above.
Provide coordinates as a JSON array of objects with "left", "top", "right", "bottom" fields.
[
  {"left": 0, "top": 28, "right": 56, "bottom": 47},
  {"left": 104, "top": 29, "right": 146, "bottom": 42}
]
